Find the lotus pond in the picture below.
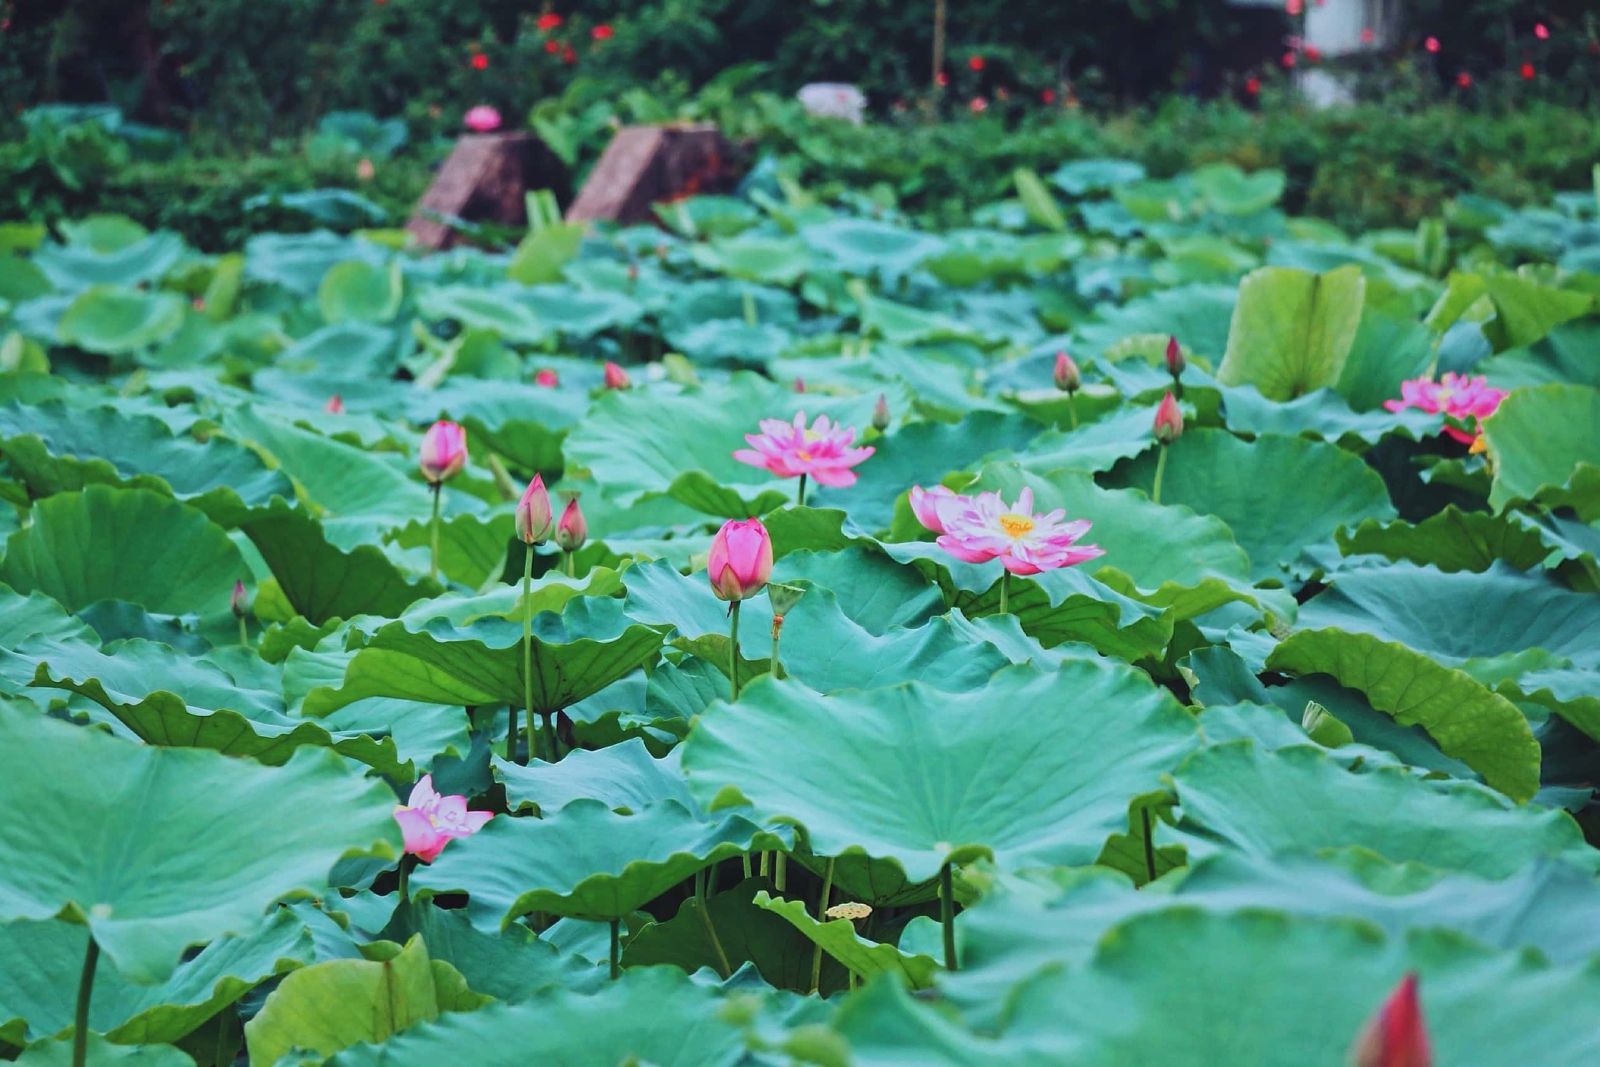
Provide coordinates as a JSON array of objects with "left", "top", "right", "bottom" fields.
[{"left": 1, "top": 163, "right": 1600, "bottom": 1065}]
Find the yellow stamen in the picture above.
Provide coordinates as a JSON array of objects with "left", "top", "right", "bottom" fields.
[
  {"left": 1469, "top": 434, "right": 1488, "bottom": 455},
  {"left": 998, "top": 513, "right": 1034, "bottom": 538},
  {"left": 797, "top": 449, "right": 813, "bottom": 461}
]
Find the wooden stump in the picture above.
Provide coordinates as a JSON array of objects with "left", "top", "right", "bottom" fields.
[
  {"left": 566, "top": 124, "right": 734, "bottom": 226},
  {"left": 406, "top": 133, "right": 569, "bottom": 250}
]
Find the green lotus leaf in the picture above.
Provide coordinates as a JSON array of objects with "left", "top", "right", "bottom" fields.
[
  {"left": 1008, "top": 404, "right": 1163, "bottom": 476},
  {"left": 801, "top": 218, "right": 944, "bottom": 275},
  {"left": 414, "top": 284, "right": 548, "bottom": 345},
  {"left": 33, "top": 231, "right": 184, "bottom": 292},
  {"left": 505, "top": 225, "right": 584, "bottom": 286},
  {"left": 752, "top": 890, "right": 938, "bottom": 990},
  {"left": 13, "top": 1033, "right": 194, "bottom": 1066},
  {"left": 382, "top": 902, "right": 604, "bottom": 1002},
  {"left": 690, "top": 235, "right": 811, "bottom": 285},
  {"left": 1069, "top": 283, "right": 1236, "bottom": 364},
  {"left": 318, "top": 260, "right": 402, "bottom": 324},
  {"left": 1107, "top": 429, "right": 1396, "bottom": 580},
  {"left": 1050, "top": 158, "right": 1147, "bottom": 196},
  {"left": 58, "top": 286, "right": 186, "bottom": 354},
  {"left": 495, "top": 739, "right": 693, "bottom": 815},
  {"left": 244, "top": 232, "right": 386, "bottom": 296},
  {"left": 1171, "top": 741, "right": 1591, "bottom": 878},
  {"left": 1335, "top": 506, "right": 1558, "bottom": 572},
  {"left": 0, "top": 710, "right": 400, "bottom": 982},
  {"left": 1193, "top": 163, "right": 1286, "bottom": 215},
  {"left": 0, "top": 486, "right": 247, "bottom": 616},
  {"left": 681, "top": 665, "right": 1197, "bottom": 884},
  {"left": 411, "top": 799, "right": 785, "bottom": 925},
  {"left": 1483, "top": 383, "right": 1600, "bottom": 517},
  {"left": 1220, "top": 384, "right": 1438, "bottom": 444},
  {"left": 1216, "top": 265, "right": 1365, "bottom": 401}
]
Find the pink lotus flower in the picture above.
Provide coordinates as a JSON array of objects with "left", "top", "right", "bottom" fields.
[
  {"left": 603, "top": 361, "right": 631, "bottom": 389},
  {"left": 911, "top": 486, "right": 1104, "bottom": 576},
  {"left": 515, "top": 474, "right": 554, "bottom": 544},
  {"left": 393, "top": 775, "right": 492, "bottom": 863},
  {"left": 419, "top": 420, "right": 468, "bottom": 484},
  {"left": 708, "top": 518, "right": 772, "bottom": 601},
  {"left": 1384, "top": 373, "right": 1506, "bottom": 444},
  {"left": 1352, "top": 973, "right": 1432, "bottom": 1067},
  {"left": 464, "top": 105, "right": 502, "bottom": 132},
  {"left": 1054, "top": 351, "right": 1080, "bottom": 393},
  {"left": 1154, "top": 392, "right": 1184, "bottom": 444},
  {"left": 535, "top": 368, "right": 559, "bottom": 388},
  {"left": 325, "top": 394, "right": 345, "bottom": 415},
  {"left": 1424, "top": 35, "right": 1440, "bottom": 53},
  {"left": 733, "top": 412, "right": 875, "bottom": 488},
  {"left": 1535, "top": 22, "right": 1549, "bottom": 40},
  {"left": 554, "top": 496, "right": 587, "bottom": 551}
]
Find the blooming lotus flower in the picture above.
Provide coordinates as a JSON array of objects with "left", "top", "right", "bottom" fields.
[
  {"left": 603, "top": 361, "right": 631, "bottom": 389},
  {"left": 419, "top": 420, "right": 468, "bottom": 484},
  {"left": 464, "top": 105, "right": 502, "bottom": 132},
  {"left": 554, "top": 496, "right": 587, "bottom": 551},
  {"left": 733, "top": 412, "right": 875, "bottom": 488},
  {"left": 393, "top": 775, "right": 492, "bottom": 863},
  {"left": 515, "top": 475, "right": 554, "bottom": 544},
  {"left": 1054, "top": 351, "right": 1080, "bottom": 393},
  {"left": 708, "top": 518, "right": 773, "bottom": 601},
  {"left": 535, "top": 368, "right": 559, "bottom": 388},
  {"left": 1384, "top": 373, "right": 1506, "bottom": 444},
  {"left": 914, "top": 486, "right": 1104, "bottom": 576},
  {"left": 325, "top": 394, "right": 345, "bottom": 415},
  {"left": 1154, "top": 392, "right": 1184, "bottom": 444},
  {"left": 1352, "top": 973, "right": 1432, "bottom": 1067}
]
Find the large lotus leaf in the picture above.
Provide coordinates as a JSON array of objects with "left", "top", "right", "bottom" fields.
[
  {"left": 1107, "top": 429, "right": 1395, "bottom": 580},
  {"left": 1335, "top": 308, "right": 1437, "bottom": 411},
  {"left": 383, "top": 902, "right": 604, "bottom": 1002},
  {"left": 1428, "top": 271, "right": 1595, "bottom": 350},
  {"left": 1069, "top": 284, "right": 1236, "bottom": 364},
  {"left": 414, "top": 284, "right": 549, "bottom": 345},
  {"left": 1193, "top": 163, "right": 1286, "bottom": 215},
  {"left": 305, "top": 592, "right": 662, "bottom": 717},
  {"left": 1215, "top": 265, "right": 1365, "bottom": 401},
  {"left": 992, "top": 909, "right": 1600, "bottom": 1066},
  {"left": 1050, "top": 158, "right": 1147, "bottom": 196},
  {"left": 681, "top": 666, "right": 1197, "bottom": 884},
  {"left": 690, "top": 235, "right": 810, "bottom": 285},
  {"left": 318, "top": 260, "right": 402, "bottom": 324},
  {"left": 0, "top": 401, "right": 292, "bottom": 524},
  {"left": 1171, "top": 741, "right": 1591, "bottom": 878},
  {"left": 411, "top": 799, "right": 782, "bottom": 925},
  {"left": 241, "top": 502, "right": 435, "bottom": 624},
  {"left": 801, "top": 218, "right": 944, "bottom": 276},
  {"left": 0, "top": 486, "right": 247, "bottom": 616},
  {"left": 1267, "top": 628, "right": 1540, "bottom": 801},
  {"left": 57, "top": 287, "right": 185, "bottom": 354},
  {"left": 387, "top": 512, "right": 514, "bottom": 590},
  {"left": 33, "top": 231, "right": 184, "bottom": 291},
  {"left": 321, "top": 966, "right": 748, "bottom": 1067},
  {"left": 244, "top": 936, "right": 485, "bottom": 1067},
  {"left": 494, "top": 739, "right": 694, "bottom": 815},
  {"left": 1483, "top": 383, "right": 1600, "bottom": 517},
  {"left": 773, "top": 546, "right": 943, "bottom": 633},
  {"left": 0, "top": 907, "right": 311, "bottom": 1046},
  {"left": 1297, "top": 561, "right": 1600, "bottom": 669},
  {"left": 13, "top": 1034, "right": 194, "bottom": 1066},
  {"left": 1335, "top": 506, "right": 1558, "bottom": 572},
  {"left": 0, "top": 710, "right": 400, "bottom": 982},
  {"left": 753, "top": 891, "right": 938, "bottom": 990},
  {"left": 1006, "top": 404, "right": 1162, "bottom": 477},
  {"left": 244, "top": 232, "right": 387, "bottom": 296},
  {"left": 268, "top": 322, "right": 399, "bottom": 381},
  {"left": 1220, "top": 384, "right": 1439, "bottom": 444},
  {"left": 0, "top": 585, "right": 94, "bottom": 691}
]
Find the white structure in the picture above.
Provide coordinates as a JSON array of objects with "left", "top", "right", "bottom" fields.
[{"left": 797, "top": 84, "right": 867, "bottom": 125}]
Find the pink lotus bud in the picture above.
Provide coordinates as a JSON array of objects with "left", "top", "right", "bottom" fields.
[
  {"left": 325, "top": 394, "right": 345, "bottom": 415},
  {"left": 707, "top": 518, "right": 773, "bottom": 602},
  {"left": 356, "top": 158, "right": 376, "bottom": 182},
  {"left": 1165, "top": 336, "right": 1185, "bottom": 378},
  {"left": 554, "top": 496, "right": 587, "bottom": 551},
  {"left": 872, "top": 394, "right": 891, "bottom": 432},
  {"left": 515, "top": 475, "right": 555, "bottom": 544},
  {"left": 1352, "top": 974, "right": 1432, "bottom": 1067},
  {"left": 535, "top": 368, "right": 559, "bottom": 388},
  {"left": 603, "top": 361, "right": 631, "bottom": 389},
  {"left": 419, "top": 420, "right": 468, "bottom": 484},
  {"left": 463, "top": 105, "right": 502, "bottom": 132},
  {"left": 1054, "top": 351, "right": 1080, "bottom": 393},
  {"left": 793, "top": 378, "right": 806, "bottom": 394},
  {"left": 1154, "top": 392, "right": 1184, "bottom": 445},
  {"left": 230, "top": 580, "right": 251, "bottom": 618}
]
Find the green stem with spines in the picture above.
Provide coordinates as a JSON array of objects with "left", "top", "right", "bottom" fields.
[{"left": 1067, "top": 393, "right": 1078, "bottom": 429}]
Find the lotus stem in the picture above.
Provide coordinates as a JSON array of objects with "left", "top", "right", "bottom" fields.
[
  {"left": 1140, "top": 807, "right": 1157, "bottom": 885},
  {"left": 760, "top": 852, "right": 770, "bottom": 878},
  {"left": 770, "top": 614, "right": 785, "bottom": 681},
  {"left": 73, "top": 936, "right": 99, "bottom": 1067},
  {"left": 609, "top": 919, "right": 621, "bottom": 980},
  {"left": 777, "top": 853, "right": 787, "bottom": 892},
  {"left": 397, "top": 857, "right": 410, "bottom": 905},
  {"left": 796, "top": 473, "right": 807, "bottom": 507},
  {"left": 543, "top": 712, "right": 559, "bottom": 763},
  {"left": 728, "top": 601, "right": 742, "bottom": 701},
  {"left": 742, "top": 854, "right": 752, "bottom": 879},
  {"left": 742, "top": 289, "right": 757, "bottom": 326},
  {"left": 238, "top": 616, "right": 248, "bottom": 647},
  {"left": 518, "top": 549, "right": 532, "bottom": 764},
  {"left": 563, "top": 549, "right": 576, "bottom": 578},
  {"left": 1067, "top": 393, "right": 1078, "bottom": 430},
  {"left": 940, "top": 862, "right": 958, "bottom": 972},
  {"left": 694, "top": 873, "right": 733, "bottom": 979},
  {"left": 1152, "top": 444, "right": 1168, "bottom": 506},
  {"left": 998, "top": 571, "right": 1010, "bottom": 615},
  {"left": 428, "top": 483, "right": 443, "bottom": 582},
  {"left": 810, "top": 857, "right": 836, "bottom": 994}
]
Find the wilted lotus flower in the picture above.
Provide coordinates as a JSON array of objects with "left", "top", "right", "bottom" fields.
[
  {"left": 325, "top": 394, "right": 345, "bottom": 415},
  {"left": 1054, "top": 351, "right": 1080, "bottom": 393},
  {"left": 1154, "top": 392, "right": 1184, "bottom": 444},
  {"left": 708, "top": 518, "right": 773, "bottom": 601},
  {"left": 603, "top": 361, "right": 631, "bottom": 389},
  {"left": 1384, "top": 373, "right": 1506, "bottom": 444},
  {"left": 1352, "top": 973, "right": 1432, "bottom": 1067},
  {"left": 912, "top": 485, "right": 1103, "bottom": 575},
  {"left": 464, "top": 105, "right": 502, "bottom": 132},
  {"left": 419, "top": 420, "right": 468, "bottom": 484},
  {"left": 535, "top": 368, "right": 559, "bottom": 388},
  {"left": 554, "top": 496, "right": 587, "bottom": 552},
  {"left": 392, "top": 775, "right": 492, "bottom": 863},
  {"left": 734, "top": 412, "right": 875, "bottom": 489},
  {"left": 515, "top": 475, "right": 554, "bottom": 544}
]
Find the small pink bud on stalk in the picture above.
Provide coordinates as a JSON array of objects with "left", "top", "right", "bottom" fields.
[
  {"left": 231, "top": 580, "right": 252, "bottom": 646},
  {"left": 325, "top": 394, "right": 345, "bottom": 415},
  {"left": 603, "top": 361, "right": 631, "bottom": 390},
  {"left": 513, "top": 476, "right": 557, "bottom": 765},
  {"left": 1150, "top": 392, "right": 1183, "bottom": 505},
  {"left": 515, "top": 475, "right": 554, "bottom": 545},
  {"left": 872, "top": 393, "right": 891, "bottom": 433},
  {"left": 419, "top": 420, "right": 467, "bottom": 583},
  {"left": 1053, "top": 351, "right": 1080, "bottom": 394},
  {"left": 709, "top": 518, "right": 774, "bottom": 702},
  {"left": 1165, "top": 335, "right": 1185, "bottom": 378},
  {"left": 1352, "top": 973, "right": 1432, "bottom": 1067},
  {"left": 535, "top": 368, "right": 559, "bottom": 388},
  {"left": 555, "top": 496, "right": 587, "bottom": 576},
  {"left": 793, "top": 378, "right": 806, "bottom": 394}
]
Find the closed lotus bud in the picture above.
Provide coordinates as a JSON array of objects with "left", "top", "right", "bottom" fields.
[
  {"left": 1153, "top": 392, "right": 1184, "bottom": 445},
  {"left": 872, "top": 393, "right": 891, "bottom": 432},
  {"left": 515, "top": 475, "right": 555, "bottom": 544},
  {"left": 1352, "top": 974, "right": 1432, "bottom": 1067},
  {"left": 325, "top": 394, "right": 345, "bottom": 415},
  {"left": 707, "top": 518, "right": 773, "bottom": 602},
  {"left": 535, "top": 368, "right": 559, "bottom": 388},
  {"left": 418, "top": 420, "right": 468, "bottom": 484},
  {"left": 554, "top": 496, "right": 587, "bottom": 551},
  {"left": 1165, "top": 335, "right": 1185, "bottom": 379},
  {"left": 603, "top": 361, "right": 631, "bottom": 390},
  {"left": 793, "top": 378, "right": 806, "bottom": 394},
  {"left": 1054, "top": 351, "right": 1080, "bottom": 393},
  {"left": 230, "top": 580, "right": 251, "bottom": 619}
]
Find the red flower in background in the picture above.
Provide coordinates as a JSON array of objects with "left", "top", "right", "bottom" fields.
[
  {"left": 544, "top": 39, "right": 559, "bottom": 53},
  {"left": 1360, "top": 27, "right": 1376, "bottom": 44},
  {"left": 969, "top": 96, "right": 988, "bottom": 113},
  {"left": 1424, "top": 36, "right": 1440, "bottom": 53},
  {"left": 968, "top": 55, "right": 986, "bottom": 71},
  {"left": 1304, "top": 44, "right": 1322, "bottom": 62},
  {"left": 1521, "top": 62, "right": 1536, "bottom": 79},
  {"left": 1041, "top": 87, "right": 1057, "bottom": 103},
  {"left": 470, "top": 52, "right": 488, "bottom": 70},
  {"left": 1286, "top": 0, "right": 1303, "bottom": 15},
  {"left": 592, "top": 23, "right": 613, "bottom": 40},
  {"left": 1281, "top": 51, "right": 1297, "bottom": 68},
  {"left": 1245, "top": 76, "right": 1261, "bottom": 95},
  {"left": 1534, "top": 23, "right": 1550, "bottom": 40},
  {"left": 536, "top": 12, "right": 562, "bottom": 31},
  {"left": 562, "top": 44, "right": 577, "bottom": 64},
  {"left": 1457, "top": 71, "right": 1473, "bottom": 88},
  {"left": 935, "top": 70, "right": 949, "bottom": 87}
]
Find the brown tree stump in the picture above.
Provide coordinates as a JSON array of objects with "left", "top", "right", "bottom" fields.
[
  {"left": 566, "top": 124, "right": 735, "bottom": 226},
  {"left": 406, "top": 133, "right": 570, "bottom": 250}
]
